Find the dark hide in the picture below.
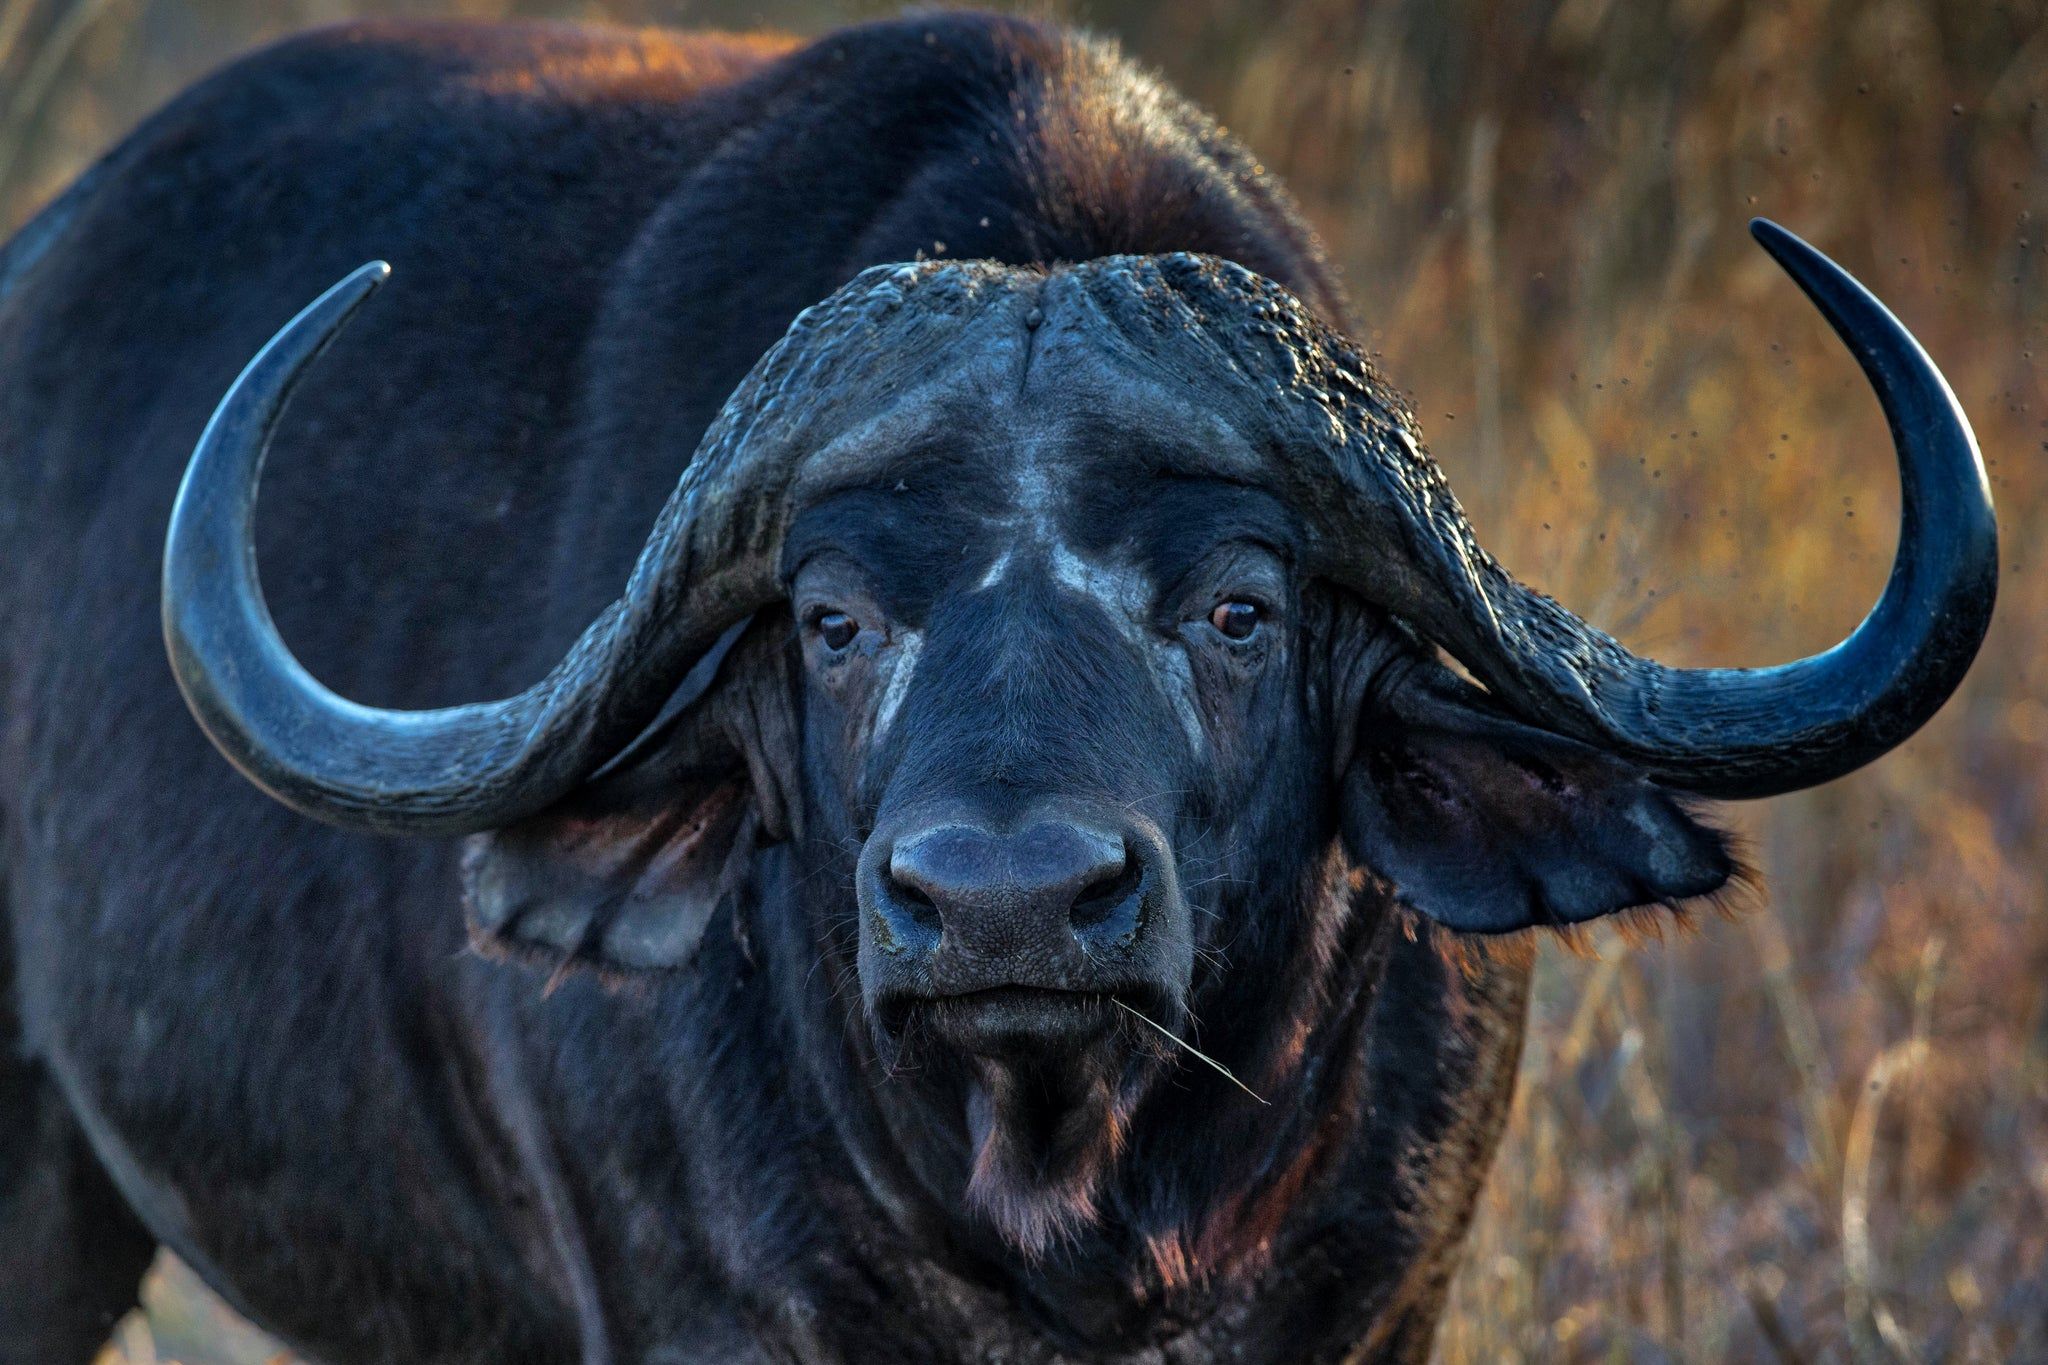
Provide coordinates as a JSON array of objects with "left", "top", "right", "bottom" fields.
[{"left": 0, "top": 14, "right": 1728, "bottom": 1364}]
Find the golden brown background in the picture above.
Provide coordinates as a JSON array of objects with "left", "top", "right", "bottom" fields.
[{"left": 3, "top": 0, "right": 2042, "bottom": 1360}]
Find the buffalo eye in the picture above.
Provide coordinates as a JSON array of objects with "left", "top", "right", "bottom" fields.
[
  {"left": 815, "top": 611, "right": 860, "bottom": 652},
  {"left": 1208, "top": 600, "right": 1260, "bottom": 641}
]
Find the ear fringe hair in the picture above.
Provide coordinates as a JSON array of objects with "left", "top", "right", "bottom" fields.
[{"left": 1395, "top": 834, "right": 1762, "bottom": 983}]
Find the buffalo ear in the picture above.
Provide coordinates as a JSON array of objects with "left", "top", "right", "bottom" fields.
[
  {"left": 462, "top": 772, "right": 759, "bottom": 974},
  {"left": 461, "top": 618, "right": 798, "bottom": 974},
  {"left": 1339, "top": 672, "right": 1735, "bottom": 935}
]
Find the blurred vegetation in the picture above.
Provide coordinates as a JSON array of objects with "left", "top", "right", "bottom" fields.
[{"left": 2, "top": 0, "right": 2040, "bottom": 1360}]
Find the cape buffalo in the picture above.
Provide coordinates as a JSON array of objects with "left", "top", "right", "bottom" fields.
[{"left": 0, "top": 12, "right": 1995, "bottom": 1364}]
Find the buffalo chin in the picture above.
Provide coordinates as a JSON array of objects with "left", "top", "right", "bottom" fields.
[
  {"left": 874, "top": 990, "right": 1143, "bottom": 1255},
  {"left": 962, "top": 1047, "right": 1131, "bottom": 1257}
]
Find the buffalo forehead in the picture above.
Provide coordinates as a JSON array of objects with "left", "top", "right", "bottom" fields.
[
  {"left": 790, "top": 334, "right": 1264, "bottom": 532},
  {"left": 778, "top": 270, "right": 1287, "bottom": 683},
  {"left": 788, "top": 301, "right": 1262, "bottom": 486}
]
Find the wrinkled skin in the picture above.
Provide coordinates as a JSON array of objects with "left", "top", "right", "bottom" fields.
[{"left": 0, "top": 13, "right": 1761, "bottom": 1365}]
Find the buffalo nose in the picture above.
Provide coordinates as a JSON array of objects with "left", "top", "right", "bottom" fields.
[{"left": 879, "top": 821, "right": 1139, "bottom": 956}]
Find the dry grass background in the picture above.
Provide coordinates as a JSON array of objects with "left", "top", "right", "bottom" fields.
[{"left": 2, "top": 0, "right": 2042, "bottom": 1360}]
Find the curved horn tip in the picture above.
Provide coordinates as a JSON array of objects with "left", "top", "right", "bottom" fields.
[
  {"left": 1745, "top": 217, "right": 1989, "bottom": 483},
  {"left": 267, "top": 262, "right": 391, "bottom": 352},
  {"left": 1748, "top": 218, "right": 1859, "bottom": 284},
  {"left": 332, "top": 259, "right": 391, "bottom": 307},
  {"left": 1746, "top": 217, "right": 1857, "bottom": 305},
  {"left": 1748, "top": 215, "right": 1795, "bottom": 251},
  {"left": 302, "top": 261, "right": 392, "bottom": 320}
]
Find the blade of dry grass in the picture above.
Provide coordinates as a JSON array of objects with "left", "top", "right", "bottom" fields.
[
  {"left": 0, "top": 0, "right": 127, "bottom": 204},
  {"left": 1843, "top": 1037, "right": 1927, "bottom": 1365},
  {"left": 1114, "top": 999, "right": 1268, "bottom": 1105}
]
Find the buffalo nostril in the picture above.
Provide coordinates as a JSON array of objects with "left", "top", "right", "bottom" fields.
[
  {"left": 862, "top": 838, "right": 946, "bottom": 957},
  {"left": 881, "top": 864, "right": 944, "bottom": 933},
  {"left": 1069, "top": 850, "right": 1142, "bottom": 932},
  {"left": 884, "top": 837, "right": 954, "bottom": 934}
]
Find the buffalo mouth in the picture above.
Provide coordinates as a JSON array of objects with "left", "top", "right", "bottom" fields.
[
  {"left": 876, "top": 980, "right": 1185, "bottom": 1061},
  {"left": 927, "top": 986, "right": 1115, "bottom": 1060}
]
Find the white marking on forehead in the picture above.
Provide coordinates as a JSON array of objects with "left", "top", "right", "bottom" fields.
[
  {"left": 1015, "top": 461, "right": 1056, "bottom": 526},
  {"left": 1152, "top": 641, "right": 1206, "bottom": 751},
  {"left": 1049, "top": 543, "right": 1151, "bottom": 621},
  {"left": 873, "top": 630, "right": 923, "bottom": 740},
  {"left": 980, "top": 429, "right": 1209, "bottom": 753},
  {"left": 999, "top": 434, "right": 1154, "bottom": 625},
  {"left": 1008, "top": 432, "right": 1064, "bottom": 554},
  {"left": 977, "top": 549, "right": 1013, "bottom": 589}
]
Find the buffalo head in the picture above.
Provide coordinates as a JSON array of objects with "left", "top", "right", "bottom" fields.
[{"left": 161, "top": 223, "right": 1994, "bottom": 1253}]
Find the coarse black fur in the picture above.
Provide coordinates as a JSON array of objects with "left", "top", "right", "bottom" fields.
[{"left": 0, "top": 14, "right": 1733, "bottom": 1363}]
